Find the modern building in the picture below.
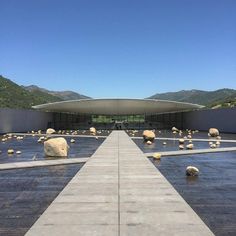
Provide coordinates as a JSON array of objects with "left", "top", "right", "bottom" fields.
[{"left": 33, "top": 98, "right": 203, "bottom": 130}]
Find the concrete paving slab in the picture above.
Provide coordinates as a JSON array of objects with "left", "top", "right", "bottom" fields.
[{"left": 0, "top": 158, "right": 89, "bottom": 170}]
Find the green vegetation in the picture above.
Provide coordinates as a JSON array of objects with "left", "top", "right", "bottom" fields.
[
  {"left": 0, "top": 75, "right": 62, "bottom": 109},
  {"left": 1, "top": 74, "right": 236, "bottom": 110},
  {"left": 149, "top": 89, "right": 236, "bottom": 108},
  {"left": 0, "top": 75, "right": 91, "bottom": 109}
]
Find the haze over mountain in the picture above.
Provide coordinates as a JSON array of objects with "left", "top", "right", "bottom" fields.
[
  {"left": 23, "top": 85, "right": 91, "bottom": 101},
  {"left": 148, "top": 89, "right": 236, "bottom": 107}
]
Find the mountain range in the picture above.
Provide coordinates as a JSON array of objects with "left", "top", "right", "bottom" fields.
[
  {"left": 148, "top": 89, "right": 236, "bottom": 107},
  {"left": 1, "top": 75, "right": 236, "bottom": 109},
  {"left": 0, "top": 75, "right": 90, "bottom": 109}
]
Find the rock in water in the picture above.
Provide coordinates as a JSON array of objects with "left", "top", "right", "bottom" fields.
[
  {"left": 146, "top": 140, "right": 152, "bottom": 145},
  {"left": 179, "top": 138, "right": 185, "bottom": 144},
  {"left": 8, "top": 149, "right": 14, "bottom": 154},
  {"left": 142, "top": 130, "right": 155, "bottom": 142},
  {"left": 46, "top": 128, "right": 56, "bottom": 135},
  {"left": 186, "top": 144, "right": 194, "bottom": 150},
  {"left": 186, "top": 166, "right": 199, "bottom": 176},
  {"left": 209, "top": 128, "right": 219, "bottom": 137},
  {"left": 172, "top": 127, "right": 179, "bottom": 132},
  {"left": 44, "top": 138, "right": 69, "bottom": 157},
  {"left": 90, "top": 127, "right": 96, "bottom": 135},
  {"left": 153, "top": 153, "right": 162, "bottom": 160}
]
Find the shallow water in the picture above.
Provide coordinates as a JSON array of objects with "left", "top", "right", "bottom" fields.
[
  {"left": 0, "top": 164, "right": 83, "bottom": 236},
  {"left": 150, "top": 152, "right": 236, "bottom": 236},
  {"left": 0, "top": 136, "right": 104, "bottom": 163},
  {"left": 132, "top": 131, "right": 236, "bottom": 153}
]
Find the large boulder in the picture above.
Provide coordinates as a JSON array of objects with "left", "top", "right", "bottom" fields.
[
  {"left": 46, "top": 128, "right": 56, "bottom": 135},
  {"left": 209, "top": 128, "right": 219, "bottom": 137},
  {"left": 186, "top": 166, "right": 199, "bottom": 176},
  {"left": 142, "top": 130, "right": 155, "bottom": 142},
  {"left": 44, "top": 138, "right": 69, "bottom": 157}
]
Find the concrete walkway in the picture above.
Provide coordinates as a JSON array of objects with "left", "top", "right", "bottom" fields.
[
  {"left": 132, "top": 136, "right": 236, "bottom": 143},
  {"left": 0, "top": 158, "right": 88, "bottom": 171},
  {"left": 25, "top": 131, "right": 213, "bottom": 236},
  {"left": 10, "top": 133, "right": 107, "bottom": 139},
  {"left": 145, "top": 146, "right": 236, "bottom": 157}
]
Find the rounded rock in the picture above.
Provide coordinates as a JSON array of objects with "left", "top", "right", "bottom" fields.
[
  {"left": 186, "top": 144, "right": 194, "bottom": 150},
  {"left": 186, "top": 166, "right": 199, "bottom": 176},
  {"left": 143, "top": 130, "right": 155, "bottom": 142},
  {"left": 44, "top": 138, "right": 69, "bottom": 157},
  {"left": 153, "top": 153, "right": 162, "bottom": 160},
  {"left": 209, "top": 128, "right": 219, "bottom": 137},
  {"left": 8, "top": 149, "right": 14, "bottom": 154},
  {"left": 46, "top": 128, "right": 56, "bottom": 135}
]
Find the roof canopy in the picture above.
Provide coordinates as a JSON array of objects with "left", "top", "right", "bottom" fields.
[{"left": 33, "top": 99, "right": 203, "bottom": 115}]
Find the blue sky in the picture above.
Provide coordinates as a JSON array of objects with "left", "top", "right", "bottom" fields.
[{"left": 0, "top": 0, "right": 235, "bottom": 98}]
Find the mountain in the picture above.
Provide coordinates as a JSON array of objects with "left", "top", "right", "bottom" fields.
[
  {"left": 148, "top": 89, "right": 236, "bottom": 107},
  {"left": 23, "top": 85, "right": 90, "bottom": 100},
  {"left": 0, "top": 75, "right": 90, "bottom": 109},
  {"left": 0, "top": 75, "right": 63, "bottom": 109}
]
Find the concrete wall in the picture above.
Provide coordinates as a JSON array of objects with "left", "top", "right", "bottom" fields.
[
  {"left": 0, "top": 108, "right": 53, "bottom": 134},
  {"left": 183, "top": 107, "right": 236, "bottom": 133}
]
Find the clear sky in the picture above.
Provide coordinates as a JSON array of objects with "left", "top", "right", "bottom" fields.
[{"left": 0, "top": 0, "right": 235, "bottom": 98}]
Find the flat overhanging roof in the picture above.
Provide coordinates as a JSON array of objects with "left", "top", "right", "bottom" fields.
[{"left": 32, "top": 99, "right": 204, "bottom": 115}]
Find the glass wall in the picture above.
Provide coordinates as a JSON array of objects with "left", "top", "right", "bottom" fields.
[{"left": 91, "top": 115, "right": 145, "bottom": 123}]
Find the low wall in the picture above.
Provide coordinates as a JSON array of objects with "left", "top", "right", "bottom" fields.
[
  {"left": 183, "top": 107, "right": 236, "bottom": 133},
  {"left": 0, "top": 108, "right": 53, "bottom": 134}
]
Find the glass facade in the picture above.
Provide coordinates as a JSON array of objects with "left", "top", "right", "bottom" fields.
[{"left": 91, "top": 115, "right": 145, "bottom": 123}]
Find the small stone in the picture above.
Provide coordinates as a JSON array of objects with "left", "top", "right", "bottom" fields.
[
  {"left": 210, "top": 144, "right": 217, "bottom": 149},
  {"left": 163, "top": 142, "right": 167, "bottom": 145},
  {"left": 38, "top": 137, "right": 46, "bottom": 143},
  {"left": 153, "top": 153, "right": 162, "bottom": 160},
  {"left": 186, "top": 166, "right": 199, "bottom": 176},
  {"left": 146, "top": 140, "right": 152, "bottom": 145},
  {"left": 209, "top": 128, "right": 219, "bottom": 137},
  {"left": 172, "top": 127, "right": 179, "bottom": 132},
  {"left": 179, "top": 145, "right": 184, "bottom": 150},
  {"left": 216, "top": 141, "right": 221, "bottom": 146},
  {"left": 16, "top": 151, "right": 21, "bottom": 154},
  {"left": 186, "top": 144, "right": 194, "bottom": 150},
  {"left": 70, "top": 139, "right": 75, "bottom": 143},
  {"left": 8, "top": 149, "right": 14, "bottom": 154},
  {"left": 46, "top": 128, "right": 56, "bottom": 135},
  {"left": 179, "top": 138, "right": 185, "bottom": 144}
]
